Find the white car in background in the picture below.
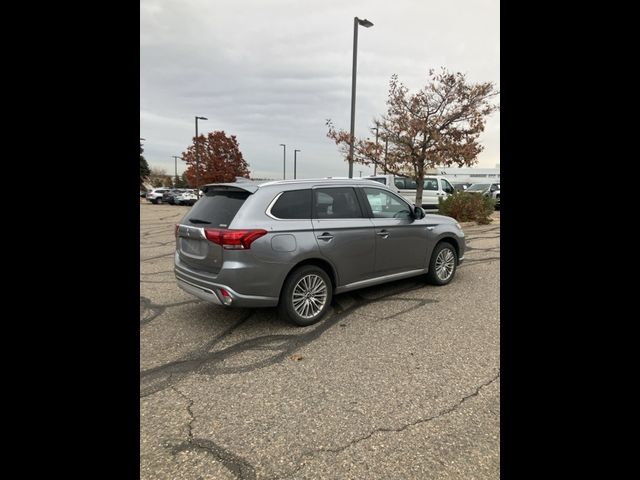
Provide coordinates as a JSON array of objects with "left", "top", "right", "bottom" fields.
[
  {"left": 365, "top": 174, "right": 456, "bottom": 209},
  {"left": 174, "top": 190, "right": 198, "bottom": 206},
  {"left": 146, "top": 188, "right": 170, "bottom": 204}
]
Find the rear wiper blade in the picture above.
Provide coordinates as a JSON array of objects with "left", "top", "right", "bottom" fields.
[{"left": 189, "top": 218, "right": 211, "bottom": 224}]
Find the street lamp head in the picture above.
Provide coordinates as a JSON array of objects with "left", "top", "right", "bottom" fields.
[
  {"left": 280, "top": 144, "right": 286, "bottom": 147},
  {"left": 357, "top": 18, "right": 373, "bottom": 28},
  {"left": 196, "top": 116, "right": 208, "bottom": 120}
]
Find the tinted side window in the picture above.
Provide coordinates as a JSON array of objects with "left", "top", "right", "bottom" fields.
[
  {"left": 364, "top": 188, "right": 412, "bottom": 219},
  {"left": 270, "top": 189, "right": 311, "bottom": 219},
  {"left": 424, "top": 179, "right": 438, "bottom": 191},
  {"left": 313, "top": 188, "right": 363, "bottom": 219},
  {"left": 394, "top": 178, "right": 405, "bottom": 189}
]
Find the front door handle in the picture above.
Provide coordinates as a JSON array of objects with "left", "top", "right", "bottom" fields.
[
  {"left": 317, "top": 233, "right": 334, "bottom": 241},
  {"left": 376, "top": 229, "right": 390, "bottom": 239}
]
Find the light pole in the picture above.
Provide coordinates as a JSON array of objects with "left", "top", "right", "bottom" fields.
[
  {"left": 372, "top": 124, "right": 379, "bottom": 175},
  {"left": 172, "top": 156, "right": 181, "bottom": 184},
  {"left": 195, "top": 116, "right": 208, "bottom": 196},
  {"left": 294, "top": 149, "right": 301, "bottom": 179},
  {"left": 279, "top": 144, "right": 286, "bottom": 179},
  {"left": 348, "top": 16, "right": 374, "bottom": 178},
  {"left": 384, "top": 137, "right": 388, "bottom": 173}
]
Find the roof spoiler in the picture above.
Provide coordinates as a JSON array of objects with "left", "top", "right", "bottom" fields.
[{"left": 201, "top": 183, "right": 259, "bottom": 194}]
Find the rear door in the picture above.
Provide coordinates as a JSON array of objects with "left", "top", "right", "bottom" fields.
[
  {"left": 311, "top": 187, "right": 376, "bottom": 286},
  {"left": 176, "top": 186, "right": 252, "bottom": 274},
  {"left": 360, "top": 187, "right": 428, "bottom": 275}
]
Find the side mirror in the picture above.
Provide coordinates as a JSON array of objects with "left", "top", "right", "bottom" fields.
[{"left": 413, "top": 205, "right": 425, "bottom": 219}]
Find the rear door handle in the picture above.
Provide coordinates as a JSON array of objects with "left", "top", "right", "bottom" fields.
[
  {"left": 317, "top": 233, "right": 334, "bottom": 241},
  {"left": 376, "top": 229, "right": 390, "bottom": 239}
]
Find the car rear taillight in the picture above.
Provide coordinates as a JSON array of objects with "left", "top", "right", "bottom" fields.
[{"left": 204, "top": 228, "right": 267, "bottom": 249}]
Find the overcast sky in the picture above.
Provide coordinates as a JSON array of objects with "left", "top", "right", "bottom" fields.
[{"left": 141, "top": 0, "right": 499, "bottom": 180}]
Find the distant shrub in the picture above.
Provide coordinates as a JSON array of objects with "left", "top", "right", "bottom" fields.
[{"left": 438, "top": 192, "right": 495, "bottom": 224}]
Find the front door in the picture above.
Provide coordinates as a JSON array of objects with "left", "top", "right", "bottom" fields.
[
  {"left": 361, "top": 187, "right": 428, "bottom": 276},
  {"left": 439, "top": 178, "right": 455, "bottom": 204},
  {"left": 311, "top": 187, "right": 376, "bottom": 286},
  {"left": 421, "top": 177, "right": 440, "bottom": 208}
]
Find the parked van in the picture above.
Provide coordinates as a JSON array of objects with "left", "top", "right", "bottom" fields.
[{"left": 365, "top": 174, "right": 456, "bottom": 209}]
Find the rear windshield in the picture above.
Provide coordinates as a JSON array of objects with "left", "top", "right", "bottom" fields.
[{"left": 183, "top": 189, "right": 250, "bottom": 227}]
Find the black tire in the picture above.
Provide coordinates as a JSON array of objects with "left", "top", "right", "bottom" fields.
[
  {"left": 279, "top": 265, "right": 333, "bottom": 326},
  {"left": 155, "top": 198, "right": 162, "bottom": 204},
  {"left": 426, "top": 241, "right": 458, "bottom": 286}
]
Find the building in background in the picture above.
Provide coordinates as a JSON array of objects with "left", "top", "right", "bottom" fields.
[{"left": 434, "top": 164, "right": 500, "bottom": 183}]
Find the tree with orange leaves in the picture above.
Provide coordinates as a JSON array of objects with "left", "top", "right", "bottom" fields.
[
  {"left": 182, "top": 131, "right": 250, "bottom": 187},
  {"left": 327, "top": 68, "right": 498, "bottom": 206}
]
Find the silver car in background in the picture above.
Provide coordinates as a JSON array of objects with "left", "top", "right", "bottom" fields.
[
  {"left": 466, "top": 182, "right": 500, "bottom": 209},
  {"left": 174, "top": 179, "right": 465, "bottom": 326}
]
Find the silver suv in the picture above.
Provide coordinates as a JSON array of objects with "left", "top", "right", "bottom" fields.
[{"left": 174, "top": 179, "right": 465, "bottom": 326}]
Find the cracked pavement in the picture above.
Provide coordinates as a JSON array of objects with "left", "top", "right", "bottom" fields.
[{"left": 140, "top": 201, "right": 500, "bottom": 479}]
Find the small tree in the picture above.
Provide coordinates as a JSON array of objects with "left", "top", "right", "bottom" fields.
[
  {"left": 328, "top": 68, "right": 499, "bottom": 205},
  {"left": 182, "top": 131, "right": 250, "bottom": 187},
  {"left": 140, "top": 143, "right": 150, "bottom": 189},
  {"left": 173, "top": 174, "right": 188, "bottom": 188},
  {"left": 149, "top": 167, "right": 167, "bottom": 188}
]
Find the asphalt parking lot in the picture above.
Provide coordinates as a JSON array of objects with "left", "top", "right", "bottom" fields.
[{"left": 140, "top": 200, "right": 500, "bottom": 479}]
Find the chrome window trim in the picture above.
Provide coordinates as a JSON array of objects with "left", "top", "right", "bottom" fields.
[{"left": 265, "top": 191, "right": 285, "bottom": 220}]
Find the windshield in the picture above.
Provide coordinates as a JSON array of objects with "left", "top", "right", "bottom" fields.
[
  {"left": 368, "top": 177, "right": 387, "bottom": 185},
  {"left": 467, "top": 184, "right": 491, "bottom": 192}
]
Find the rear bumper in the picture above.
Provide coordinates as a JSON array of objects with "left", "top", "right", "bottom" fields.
[
  {"left": 176, "top": 278, "right": 223, "bottom": 305},
  {"left": 174, "top": 255, "right": 279, "bottom": 308}
]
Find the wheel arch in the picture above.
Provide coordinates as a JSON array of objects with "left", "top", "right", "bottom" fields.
[
  {"left": 280, "top": 258, "right": 338, "bottom": 298},
  {"left": 435, "top": 236, "right": 460, "bottom": 261}
]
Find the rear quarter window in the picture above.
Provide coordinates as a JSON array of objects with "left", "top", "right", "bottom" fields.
[{"left": 270, "top": 190, "right": 311, "bottom": 219}]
